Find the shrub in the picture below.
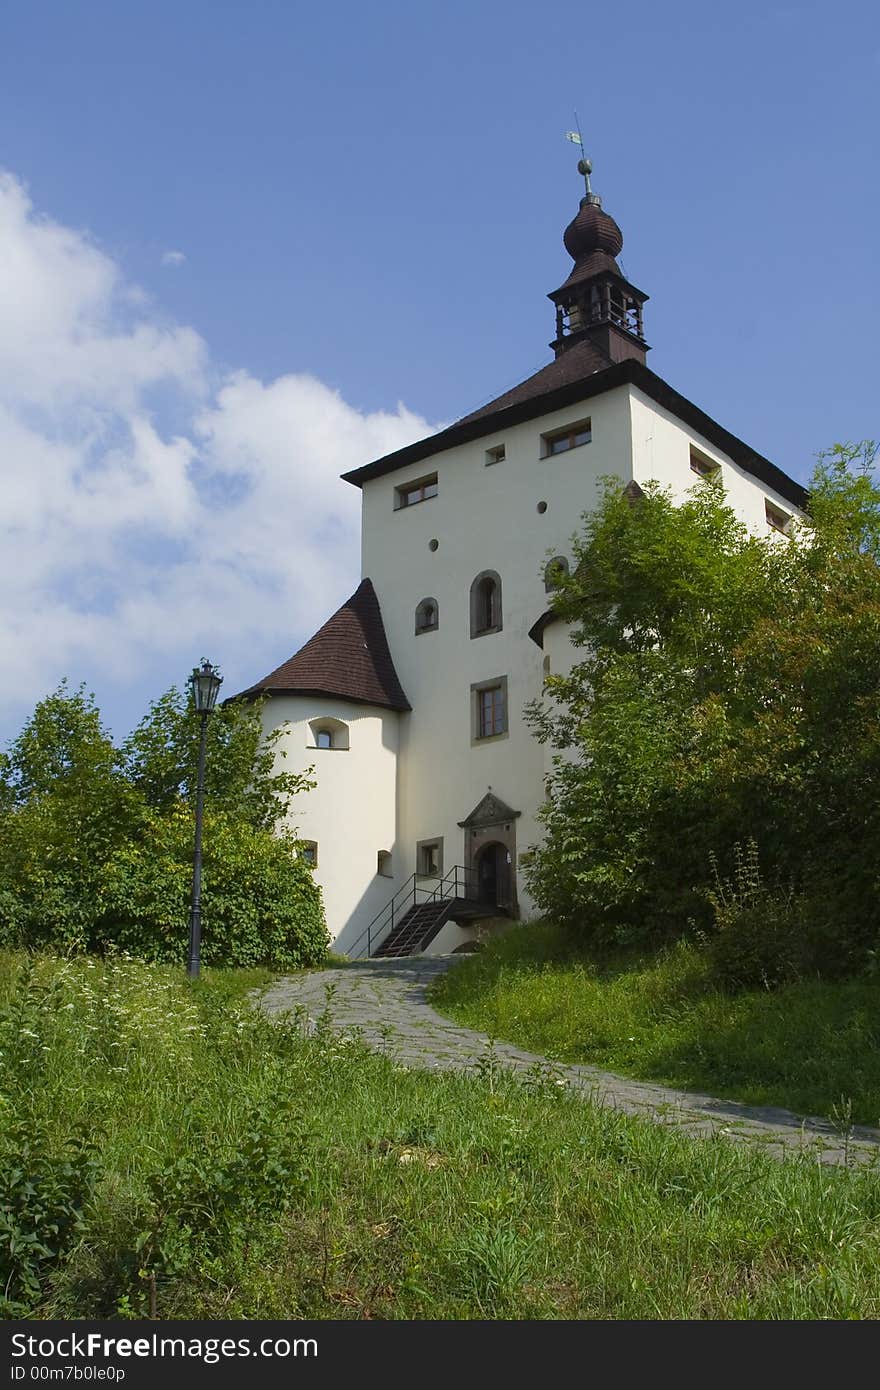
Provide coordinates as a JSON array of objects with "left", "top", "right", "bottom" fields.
[
  {"left": 0, "top": 1116, "right": 99, "bottom": 1317},
  {"left": 704, "top": 844, "right": 870, "bottom": 991},
  {"left": 96, "top": 807, "right": 328, "bottom": 969},
  {"left": 707, "top": 893, "right": 809, "bottom": 991}
]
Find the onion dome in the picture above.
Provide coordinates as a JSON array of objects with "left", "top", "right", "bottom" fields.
[
  {"left": 559, "top": 198, "right": 624, "bottom": 290},
  {"left": 564, "top": 200, "right": 623, "bottom": 261}
]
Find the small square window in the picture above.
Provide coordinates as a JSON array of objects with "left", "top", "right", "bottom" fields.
[
  {"left": 485, "top": 443, "right": 506, "bottom": 466},
  {"left": 765, "top": 500, "right": 792, "bottom": 535},
  {"left": 416, "top": 838, "right": 443, "bottom": 877},
  {"left": 300, "top": 841, "right": 318, "bottom": 867},
  {"left": 395, "top": 473, "right": 438, "bottom": 509},
  {"left": 541, "top": 419, "right": 591, "bottom": 457},
  {"left": 690, "top": 447, "right": 721, "bottom": 481}
]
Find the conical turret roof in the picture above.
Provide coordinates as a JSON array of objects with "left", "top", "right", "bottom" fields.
[{"left": 237, "top": 578, "right": 410, "bottom": 711}]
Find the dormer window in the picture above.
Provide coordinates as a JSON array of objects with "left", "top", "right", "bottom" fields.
[
  {"left": 395, "top": 473, "right": 438, "bottom": 509},
  {"left": 541, "top": 419, "right": 591, "bottom": 457}
]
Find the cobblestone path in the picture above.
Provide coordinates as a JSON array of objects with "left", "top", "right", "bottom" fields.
[{"left": 261, "top": 957, "right": 880, "bottom": 1168}]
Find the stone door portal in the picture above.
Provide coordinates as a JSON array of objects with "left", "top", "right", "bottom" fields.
[{"left": 459, "top": 791, "right": 520, "bottom": 916}]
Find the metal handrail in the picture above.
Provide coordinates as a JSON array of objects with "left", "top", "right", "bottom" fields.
[{"left": 346, "top": 864, "right": 481, "bottom": 960}]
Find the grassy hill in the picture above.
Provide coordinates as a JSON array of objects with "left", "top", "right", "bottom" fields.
[
  {"left": 4, "top": 949, "right": 880, "bottom": 1320},
  {"left": 431, "top": 923, "right": 880, "bottom": 1127}
]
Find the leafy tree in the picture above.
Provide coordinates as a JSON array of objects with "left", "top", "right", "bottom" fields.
[
  {"left": 122, "top": 687, "right": 312, "bottom": 830},
  {"left": 526, "top": 443, "right": 880, "bottom": 978},
  {"left": 0, "top": 683, "right": 327, "bottom": 967},
  {"left": 0, "top": 685, "right": 143, "bottom": 950}
]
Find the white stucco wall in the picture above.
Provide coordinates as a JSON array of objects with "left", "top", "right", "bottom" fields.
[
  {"left": 258, "top": 695, "right": 399, "bottom": 953},
  {"left": 629, "top": 388, "right": 799, "bottom": 533},
  {"left": 360, "top": 386, "right": 635, "bottom": 925}
]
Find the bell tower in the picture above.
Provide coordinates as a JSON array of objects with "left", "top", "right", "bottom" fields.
[{"left": 548, "top": 155, "right": 649, "bottom": 365}]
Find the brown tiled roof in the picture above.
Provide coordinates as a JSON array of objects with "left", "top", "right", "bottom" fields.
[
  {"left": 341, "top": 357, "right": 808, "bottom": 512},
  {"left": 455, "top": 337, "right": 613, "bottom": 425},
  {"left": 236, "top": 578, "right": 410, "bottom": 711}
]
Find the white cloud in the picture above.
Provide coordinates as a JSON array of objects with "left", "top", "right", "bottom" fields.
[
  {"left": 0, "top": 171, "right": 435, "bottom": 738},
  {"left": 161, "top": 249, "right": 186, "bottom": 267}
]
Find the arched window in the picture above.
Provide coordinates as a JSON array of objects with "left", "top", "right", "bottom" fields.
[
  {"left": 308, "top": 717, "right": 350, "bottom": 750},
  {"left": 415, "top": 597, "right": 439, "bottom": 634},
  {"left": 544, "top": 556, "right": 569, "bottom": 592},
  {"left": 470, "top": 570, "right": 502, "bottom": 638}
]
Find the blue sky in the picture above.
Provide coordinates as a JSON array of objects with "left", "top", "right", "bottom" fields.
[{"left": 1, "top": 0, "right": 877, "bottom": 744}]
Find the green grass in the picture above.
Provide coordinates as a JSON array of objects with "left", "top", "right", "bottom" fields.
[
  {"left": 431, "top": 923, "right": 880, "bottom": 1127},
  {"left": 5, "top": 948, "right": 880, "bottom": 1320}
]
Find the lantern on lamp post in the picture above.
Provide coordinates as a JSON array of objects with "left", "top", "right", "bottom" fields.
[{"left": 187, "top": 659, "right": 223, "bottom": 980}]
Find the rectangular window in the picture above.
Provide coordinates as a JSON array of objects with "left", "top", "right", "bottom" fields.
[
  {"left": 690, "top": 446, "right": 720, "bottom": 481},
  {"left": 416, "top": 838, "right": 443, "bottom": 877},
  {"left": 765, "top": 500, "right": 792, "bottom": 534},
  {"left": 471, "top": 676, "right": 508, "bottom": 741},
  {"left": 485, "top": 443, "right": 506, "bottom": 466},
  {"left": 479, "top": 685, "right": 505, "bottom": 737},
  {"left": 377, "top": 850, "right": 393, "bottom": 877},
  {"left": 300, "top": 841, "right": 318, "bottom": 867},
  {"left": 541, "top": 419, "right": 591, "bottom": 457},
  {"left": 395, "top": 473, "right": 438, "bottom": 509}
]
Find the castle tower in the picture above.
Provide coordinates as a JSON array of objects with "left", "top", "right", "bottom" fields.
[{"left": 238, "top": 150, "right": 807, "bottom": 959}]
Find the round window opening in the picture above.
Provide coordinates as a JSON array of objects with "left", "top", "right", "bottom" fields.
[
  {"left": 429, "top": 538, "right": 439, "bottom": 551},
  {"left": 537, "top": 501, "right": 548, "bottom": 514}
]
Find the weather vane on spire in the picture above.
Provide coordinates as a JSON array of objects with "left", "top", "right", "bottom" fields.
[{"left": 563, "top": 115, "right": 600, "bottom": 206}]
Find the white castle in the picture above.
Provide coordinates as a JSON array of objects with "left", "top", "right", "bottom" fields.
[{"left": 237, "top": 158, "right": 805, "bottom": 958}]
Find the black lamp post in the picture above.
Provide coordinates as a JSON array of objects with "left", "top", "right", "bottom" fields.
[{"left": 187, "top": 659, "right": 223, "bottom": 980}]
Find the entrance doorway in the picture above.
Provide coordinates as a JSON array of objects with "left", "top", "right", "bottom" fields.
[
  {"left": 474, "top": 841, "right": 509, "bottom": 908},
  {"left": 459, "top": 791, "right": 520, "bottom": 918}
]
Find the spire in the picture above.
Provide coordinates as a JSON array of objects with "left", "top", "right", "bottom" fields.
[{"left": 548, "top": 146, "right": 649, "bottom": 365}]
